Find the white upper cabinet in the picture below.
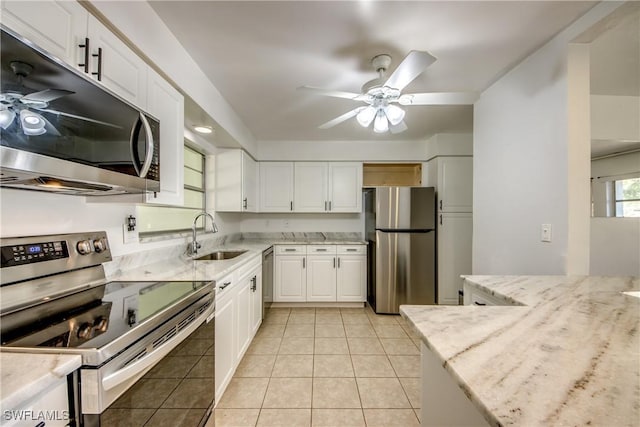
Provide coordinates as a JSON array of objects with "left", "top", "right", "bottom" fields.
[
  {"left": 260, "top": 162, "right": 294, "bottom": 212},
  {"left": 216, "top": 150, "right": 258, "bottom": 212},
  {"left": 2, "top": 0, "right": 149, "bottom": 110},
  {"left": 292, "top": 162, "right": 362, "bottom": 213},
  {"left": 328, "top": 162, "right": 363, "bottom": 213},
  {"left": 294, "top": 163, "right": 328, "bottom": 212},
  {"left": 145, "top": 68, "right": 184, "bottom": 206},
  {"left": 1, "top": 0, "right": 88, "bottom": 68},
  {"left": 424, "top": 157, "right": 473, "bottom": 213},
  {"left": 86, "top": 15, "right": 148, "bottom": 108}
]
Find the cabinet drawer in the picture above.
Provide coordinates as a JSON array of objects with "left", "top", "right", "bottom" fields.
[
  {"left": 337, "top": 245, "right": 366, "bottom": 255},
  {"left": 307, "top": 245, "right": 337, "bottom": 254},
  {"left": 215, "top": 273, "right": 235, "bottom": 298},
  {"left": 275, "top": 245, "right": 307, "bottom": 255}
]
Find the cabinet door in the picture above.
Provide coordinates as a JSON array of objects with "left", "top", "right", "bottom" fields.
[
  {"left": 337, "top": 256, "right": 367, "bottom": 302},
  {"left": 294, "top": 162, "right": 328, "bottom": 212},
  {"left": 306, "top": 255, "right": 337, "bottom": 301},
  {"left": 236, "top": 277, "right": 252, "bottom": 358},
  {"left": 242, "top": 153, "right": 258, "bottom": 212},
  {"left": 215, "top": 289, "right": 236, "bottom": 400},
  {"left": 145, "top": 69, "right": 184, "bottom": 205},
  {"left": 438, "top": 157, "right": 473, "bottom": 212},
  {"left": 328, "top": 163, "right": 363, "bottom": 213},
  {"left": 250, "top": 269, "right": 263, "bottom": 335},
  {"left": 438, "top": 213, "right": 472, "bottom": 305},
  {"left": 1, "top": 0, "right": 88, "bottom": 70},
  {"left": 274, "top": 255, "right": 306, "bottom": 301},
  {"left": 216, "top": 150, "right": 242, "bottom": 211},
  {"left": 87, "top": 15, "right": 147, "bottom": 108},
  {"left": 260, "top": 162, "right": 294, "bottom": 212}
]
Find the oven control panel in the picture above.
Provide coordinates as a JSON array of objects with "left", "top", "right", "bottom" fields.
[{"left": 0, "top": 240, "right": 69, "bottom": 268}]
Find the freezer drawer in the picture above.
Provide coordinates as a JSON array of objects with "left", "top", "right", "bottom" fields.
[{"left": 374, "top": 230, "right": 436, "bottom": 313}]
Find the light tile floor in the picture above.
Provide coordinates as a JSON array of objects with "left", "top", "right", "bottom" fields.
[{"left": 212, "top": 306, "right": 422, "bottom": 427}]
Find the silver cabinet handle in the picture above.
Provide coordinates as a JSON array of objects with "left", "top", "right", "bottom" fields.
[
  {"left": 474, "top": 301, "right": 486, "bottom": 306},
  {"left": 303, "top": 257, "right": 306, "bottom": 268},
  {"left": 316, "top": 248, "right": 327, "bottom": 252},
  {"left": 290, "top": 201, "right": 293, "bottom": 211},
  {"left": 243, "top": 198, "right": 248, "bottom": 209},
  {"left": 251, "top": 276, "right": 257, "bottom": 292},
  {"left": 439, "top": 200, "right": 443, "bottom": 210},
  {"left": 346, "top": 248, "right": 357, "bottom": 252},
  {"left": 333, "top": 258, "right": 336, "bottom": 268},
  {"left": 325, "top": 201, "right": 328, "bottom": 211},
  {"left": 440, "top": 214, "right": 443, "bottom": 225},
  {"left": 284, "top": 248, "right": 296, "bottom": 252},
  {"left": 219, "top": 281, "right": 231, "bottom": 290},
  {"left": 329, "top": 201, "right": 332, "bottom": 211},
  {"left": 337, "top": 257, "right": 340, "bottom": 268}
]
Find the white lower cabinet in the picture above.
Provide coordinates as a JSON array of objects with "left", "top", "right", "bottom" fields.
[
  {"left": 214, "top": 273, "right": 236, "bottom": 401},
  {"left": 274, "top": 245, "right": 366, "bottom": 303},
  {"left": 336, "top": 255, "right": 367, "bottom": 302},
  {"left": 215, "top": 255, "right": 263, "bottom": 402}
]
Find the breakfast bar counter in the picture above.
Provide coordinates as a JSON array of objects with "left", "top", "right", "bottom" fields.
[{"left": 400, "top": 275, "right": 640, "bottom": 426}]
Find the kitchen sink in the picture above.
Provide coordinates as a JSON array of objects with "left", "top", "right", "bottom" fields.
[{"left": 195, "top": 250, "right": 248, "bottom": 261}]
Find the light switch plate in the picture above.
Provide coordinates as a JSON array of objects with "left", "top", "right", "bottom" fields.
[
  {"left": 123, "top": 224, "right": 139, "bottom": 244},
  {"left": 541, "top": 224, "right": 552, "bottom": 242}
]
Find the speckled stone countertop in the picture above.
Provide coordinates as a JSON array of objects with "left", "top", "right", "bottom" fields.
[
  {"left": 0, "top": 353, "right": 81, "bottom": 412},
  {"left": 400, "top": 275, "right": 640, "bottom": 427},
  {"left": 111, "top": 238, "right": 366, "bottom": 283}
]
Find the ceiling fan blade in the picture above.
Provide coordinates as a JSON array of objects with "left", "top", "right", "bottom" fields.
[
  {"left": 318, "top": 107, "right": 364, "bottom": 129},
  {"left": 22, "top": 89, "right": 74, "bottom": 103},
  {"left": 383, "top": 51, "right": 436, "bottom": 91},
  {"left": 38, "top": 109, "right": 123, "bottom": 129},
  {"left": 389, "top": 120, "right": 408, "bottom": 134},
  {"left": 398, "top": 92, "right": 478, "bottom": 106},
  {"left": 298, "top": 86, "right": 362, "bottom": 100}
]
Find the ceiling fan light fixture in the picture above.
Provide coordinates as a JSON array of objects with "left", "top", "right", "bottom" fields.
[
  {"left": 356, "top": 106, "right": 376, "bottom": 127},
  {"left": 384, "top": 104, "right": 405, "bottom": 126},
  {"left": 19, "top": 110, "right": 46, "bottom": 136},
  {"left": 373, "top": 110, "right": 389, "bottom": 134},
  {"left": 0, "top": 107, "right": 15, "bottom": 129}
]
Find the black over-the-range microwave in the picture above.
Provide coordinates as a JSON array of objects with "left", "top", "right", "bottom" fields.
[{"left": 0, "top": 26, "right": 160, "bottom": 196}]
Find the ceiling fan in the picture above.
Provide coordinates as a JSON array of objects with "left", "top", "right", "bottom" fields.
[
  {"left": 0, "top": 61, "right": 117, "bottom": 136},
  {"left": 299, "top": 51, "right": 477, "bottom": 134}
]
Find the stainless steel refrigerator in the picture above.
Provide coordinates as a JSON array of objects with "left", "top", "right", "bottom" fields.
[{"left": 365, "top": 187, "right": 436, "bottom": 314}]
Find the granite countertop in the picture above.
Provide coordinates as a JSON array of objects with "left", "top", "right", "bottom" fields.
[
  {"left": 0, "top": 353, "right": 81, "bottom": 412},
  {"left": 400, "top": 275, "right": 640, "bottom": 427},
  {"left": 110, "top": 238, "right": 366, "bottom": 283}
]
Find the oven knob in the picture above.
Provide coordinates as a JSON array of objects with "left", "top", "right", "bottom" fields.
[
  {"left": 76, "top": 240, "right": 93, "bottom": 255},
  {"left": 77, "top": 323, "right": 94, "bottom": 340},
  {"left": 94, "top": 316, "right": 109, "bottom": 332},
  {"left": 93, "top": 238, "right": 108, "bottom": 253}
]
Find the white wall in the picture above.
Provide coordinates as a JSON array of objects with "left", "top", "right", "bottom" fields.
[
  {"left": 472, "top": 2, "right": 623, "bottom": 275},
  {"left": 591, "top": 95, "right": 640, "bottom": 141},
  {"left": 257, "top": 140, "right": 427, "bottom": 162},
  {"left": 590, "top": 218, "right": 640, "bottom": 276}
]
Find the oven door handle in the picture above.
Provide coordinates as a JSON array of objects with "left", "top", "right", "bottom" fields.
[{"left": 102, "top": 303, "right": 213, "bottom": 391}]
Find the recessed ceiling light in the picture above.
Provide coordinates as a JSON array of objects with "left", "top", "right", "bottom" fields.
[{"left": 194, "top": 125, "right": 213, "bottom": 134}]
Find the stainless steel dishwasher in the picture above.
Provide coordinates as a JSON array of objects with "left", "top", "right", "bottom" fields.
[{"left": 262, "top": 247, "right": 274, "bottom": 318}]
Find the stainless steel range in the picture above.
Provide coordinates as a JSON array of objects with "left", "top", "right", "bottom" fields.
[{"left": 0, "top": 231, "right": 215, "bottom": 427}]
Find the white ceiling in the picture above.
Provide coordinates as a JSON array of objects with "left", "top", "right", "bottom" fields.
[{"left": 150, "top": 1, "right": 598, "bottom": 142}]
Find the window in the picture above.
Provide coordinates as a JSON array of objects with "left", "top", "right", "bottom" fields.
[
  {"left": 137, "top": 144, "right": 207, "bottom": 235},
  {"left": 614, "top": 177, "right": 640, "bottom": 217}
]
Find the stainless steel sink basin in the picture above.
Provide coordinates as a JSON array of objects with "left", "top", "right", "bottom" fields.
[{"left": 195, "top": 250, "right": 247, "bottom": 261}]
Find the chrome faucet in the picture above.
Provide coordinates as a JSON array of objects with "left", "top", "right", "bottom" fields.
[{"left": 188, "top": 212, "right": 218, "bottom": 256}]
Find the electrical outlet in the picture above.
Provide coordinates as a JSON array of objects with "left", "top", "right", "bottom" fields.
[
  {"left": 541, "top": 224, "right": 552, "bottom": 242},
  {"left": 123, "top": 224, "right": 139, "bottom": 244}
]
